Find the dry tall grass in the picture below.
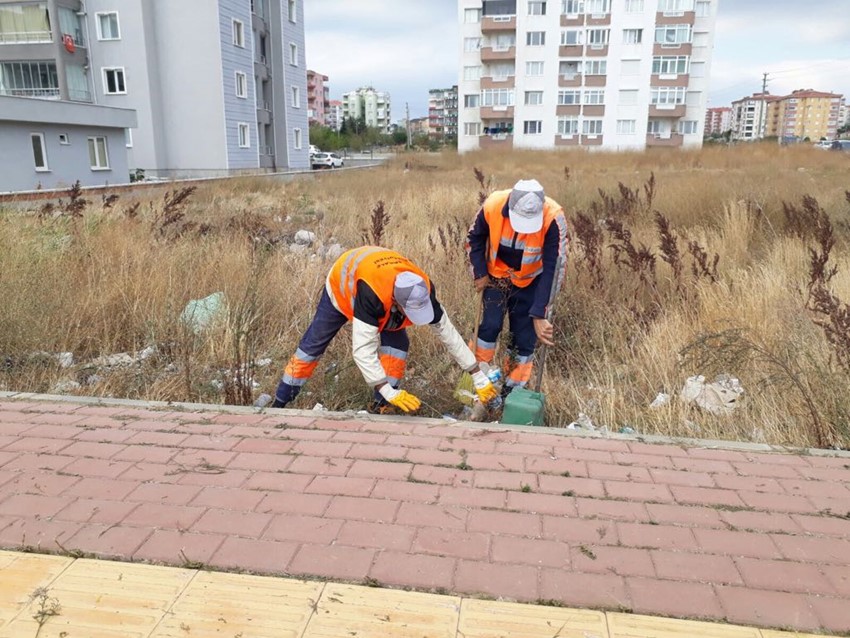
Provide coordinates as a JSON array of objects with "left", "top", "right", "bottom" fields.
[{"left": 2, "top": 144, "right": 849, "bottom": 448}]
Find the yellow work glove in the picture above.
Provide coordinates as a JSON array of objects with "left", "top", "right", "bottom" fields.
[
  {"left": 378, "top": 385, "right": 422, "bottom": 413},
  {"left": 471, "top": 370, "right": 498, "bottom": 404}
]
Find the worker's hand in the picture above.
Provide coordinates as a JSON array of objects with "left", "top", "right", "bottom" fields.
[
  {"left": 474, "top": 276, "right": 491, "bottom": 293},
  {"left": 378, "top": 384, "right": 421, "bottom": 413},
  {"left": 471, "top": 370, "right": 498, "bottom": 404},
  {"left": 533, "top": 317, "right": 555, "bottom": 346}
]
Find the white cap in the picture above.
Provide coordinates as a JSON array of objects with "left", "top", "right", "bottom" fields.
[
  {"left": 393, "top": 271, "right": 434, "bottom": 325},
  {"left": 508, "top": 179, "right": 545, "bottom": 234}
]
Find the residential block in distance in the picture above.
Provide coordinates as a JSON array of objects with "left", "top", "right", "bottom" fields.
[
  {"left": 457, "top": 0, "right": 719, "bottom": 153},
  {"left": 765, "top": 89, "right": 845, "bottom": 143},
  {"left": 0, "top": 0, "right": 310, "bottom": 179},
  {"left": 429, "top": 86, "right": 458, "bottom": 141},
  {"left": 307, "top": 69, "right": 330, "bottom": 126},
  {"left": 704, "top": 106, "right": 731, "bottom": 136},
  {"left": 342, "top": 86, "right": 391, "bottom": 133}
]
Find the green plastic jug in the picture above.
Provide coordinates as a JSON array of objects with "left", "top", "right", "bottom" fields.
[{"left": 501, "top": 387, "right": 546, "bottom": 426}]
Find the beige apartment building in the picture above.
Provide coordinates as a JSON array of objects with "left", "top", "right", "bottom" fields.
[
  {"left": 765, "top": 89, "right": 844, "bottom": 143},
  {"left": 458, "top": 0, "right": 719, "bottom": 153}
]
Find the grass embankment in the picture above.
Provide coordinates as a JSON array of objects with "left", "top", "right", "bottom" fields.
[{"left": 1, "top": 145, "right": 849, "bottom": 448}]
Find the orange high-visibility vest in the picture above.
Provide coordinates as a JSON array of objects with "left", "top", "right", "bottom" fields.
[
  {"left": 483, "top": 190, "right": 564, "bottom": 288},
  {"left": 327, "top": 247, "right": 431, "bottom": 330}
]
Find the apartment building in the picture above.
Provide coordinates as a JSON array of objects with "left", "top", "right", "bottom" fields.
[
  {"left": 0, "top": 0, "right": 309, "bottom": 177},
  {"left": 730, "top": 92, "right": 776, "bottom": 141},
  {"left": 306, "top": 69, "right": 329, "bottom": 126},
  {"left": 704, "top": 106, "right": 730, "bottom": 136},
  {"left": 342, "top": 86, "right": 391, "bottom": 133},
  {"left": 326, "top": 99, "right": 342, "bottom": 131},
  {"left": 766, "top": 89, "right": 844, "bottom": 143},
  {"left": 428, "top": 86, "right": 458, "bottom": 140},
  {"left": 458, "top": 0, "right": 718, "bottom": 153}
]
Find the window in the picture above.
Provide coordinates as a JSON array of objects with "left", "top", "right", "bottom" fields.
[
  {"left": 679, "top": 120, "right": 698, "bottom": 134},
  {"left": 584, "top": 60, "right": 607, "bottom": 75},
  {"left": 232, "top": 19, "right": 244, "bottom": 47},
  {"left": 58, "top": 133, "right": 69, "bottom": 145},
  {"left": 586, "top": 29, "right": 609, "bottom": 46},
  {"left": 525, "top": 90, "right": 544, "bottom": 105},
  {"left": 618, "top": 89, "right": 638, "bottom": 105},
  {"left": 235, "top": 71, "right": 248, "bottom": 98},
  {"left": 238, "top": 123, "right": 250, "bottom": 148},
  {"left": 528, "top": 1, "right": 547, "bottom": 15},
  {"left": 655, "top": 24, "right": 692, "bottom": 45},
  {"left": 561, "top": 29, "right": 582, "bottom": 45},
  {"left": 288, "top": 0, "right": 296, "bottom": 22},
  {"left": 647, "top": 120, "right": 663, "bottom": 134},
  {"left": 583, "top": 89, "right": 604, "bottom": 104},
  {"left": 464, "top": 8, "right": 481, "bottom": 22},
  {"left": 658, "top": 0, "right": 694, "bottom": 13},
  {"left": 102, "top": 67, "right": 126, "bottom": 94},
  {"left": 558, "top": 117, "right": 579, "bottom": 135},
  {"left": 490, "top": 62, "right": 515, "bottom": 79},
  {"left": 289, "top": 43, "right": 298, "bottom": 65},
  {"left": 523, "top": 120, "right": 542, "bottom": 134},
  {"left": 652, "top": 55, "right": 689, "bottom": 75},
  {"left": 0, "top": 3, "right": 51, "bottom": 43},
  {"left": 58, "top": 7, "right": 84, "bottom": 46},
  {"left": 87, "top": 136, "right": 109, "bottom": 169},
  {"left": 464, "top": 94, "right": 480, "bottom": 108},
  {"left": 651, "top": 86, "right": 686, "bottom": 105},
  {"left": 616, "top": 120, "right": 636, "bottom": 134},
  {"left": 585, "top": 0, "right": 610, "bottom": 15},
  {"left": 559, "top": 60, "right": 580, "bottom": 78},
  {"left": 583, "top": 119, "right": 603, "bottom": 135},
  {"left": 696, "top": 1, "right": 710, "bottom": 17},
  {"left": 561, "top": 0, "right": 583, "bottom": 15},
  {"left": 125, "top": 129, "right": 133, "bottom": 148},
  {"left": 620, "top": 59, "right": 640, "bottom": 75},
  {"left": 96, "top": 12, "right": 120, "bottom": 40},
  {"left": 464, "top": 122, "right": 481, "bottom": 136},
  {"left": 690, "top": 61, "right": 706, "bottom": 77},
  {"left": 0, "top": 61, "right": 59, "bottom": 97},
  {"left": 526, "top": 61, "right": 544, "bottom": 76},
  {"left": 623, "top": 28, "right": 642, "bottom": 44},
  {"left": 692, "top": 31, "right": 709, "bottom": 47},
  {"left": 558, "top": 90, "right": 581, "bottom": 105},
  {"left": 481, "top": 88, "right": 515, "bottom": 107},
  {"left": 526, "top": 31, "right": 545, "bottom": 46},
  {"left": 293, "top": 128, "right": 302, "bottom": 149},
  {"left": 31, "top": 133, "right": 48, "bottom": 171},
  {"left": 625, "top": 0, "right": 644, "bottom": 11},
  {"left": 291, "top": 85, "right": 300, "bottom": 107},
  {"left": 463, "top": 65, "right": 482, "bottom": 81},
  {"left": 464, "top": 37, "right": 482, "bottom": 52}
]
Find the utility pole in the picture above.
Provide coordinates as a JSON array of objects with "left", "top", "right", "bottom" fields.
[
  {"left": 756, "top": 72, "right": 769, "bottom": 140},
  {"left": 405, "top": 102, "right": 411, "bottom": 150}
]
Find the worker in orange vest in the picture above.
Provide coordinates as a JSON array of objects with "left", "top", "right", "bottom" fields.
[
  {"left": 466, "top": 179, "right": 569, "bottom": 394},
  {"left": 271, "top": 247, "right": 499, "bottom": 412}
]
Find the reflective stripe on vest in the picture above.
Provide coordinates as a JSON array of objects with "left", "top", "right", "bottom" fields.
[{"left": 483, "top": 190, "right": 563, "bottom": 288}]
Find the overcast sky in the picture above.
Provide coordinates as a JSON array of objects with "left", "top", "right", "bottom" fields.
[{"left": 304, "top": 0, "right": 850, "bottom": 119}]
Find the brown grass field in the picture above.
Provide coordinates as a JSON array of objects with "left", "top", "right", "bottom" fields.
[{"left": 1, "top": 144, "right": 849, "bottom": 448}]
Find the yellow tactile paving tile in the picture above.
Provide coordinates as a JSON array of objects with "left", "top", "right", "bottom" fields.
[
  {"left": 149, "top": 570, "right": 323, "bottom": 638},
  {"left": 0, "top": 551, "right": 71, "bottom": 632},
  {"left": 0, "top": 558, "right": 194, "bottom": 638},
  {"left": 458, "top": 599, "right": 609, "bottom": 638},
  {"left": 303, "top": 583, "right": 461, "bottom": 638},
  {"left": 607, "top": 613, "right": 762, "bottom": 638}
]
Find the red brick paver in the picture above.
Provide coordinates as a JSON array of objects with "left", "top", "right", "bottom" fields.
[{"left": 1, "top": 396, "right": 849, "bottom": 633}]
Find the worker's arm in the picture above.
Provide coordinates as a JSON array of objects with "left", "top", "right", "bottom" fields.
[
  {"left": 351, "top": 281, "right": 389, "bottom": 387},
  {"left": 466, "top": 208, "right": 490, "bottom": 281},
  {"left": 530, "top": 213, "right": 569, "bottom": 320},
  {"left": 427, "top": 284, "right": 478, "bottom": 372}
]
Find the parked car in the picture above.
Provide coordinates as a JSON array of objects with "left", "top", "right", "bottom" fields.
[
  {"left": 814, "top": 140, "right": 833, "bottom": 150},
  {"left": 829, "top": 140, "right": 850, "bottom": 152},
  {"left": 309, "top": 144, "right": 320, "bottom": 156},
  {"left": 311, "top": 152, "right": 344, "bottom": 169}
]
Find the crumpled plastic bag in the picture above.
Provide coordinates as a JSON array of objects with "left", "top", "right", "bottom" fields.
[{"left": 680, "top": 374, "right": 744, "bottom": 416}]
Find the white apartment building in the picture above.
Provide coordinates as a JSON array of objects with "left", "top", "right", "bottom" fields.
[
  {"left": 342, "top": 86, "right": 391, "bottom": 133},
  {"left": 0, "top": 0, "right": 309, "bottom": 178},
  {"left": 730, "top": 92, "right": 773, "bottom": 141},
  {"left": 457, "top": 0, "right": 718, "bottom": 153}
]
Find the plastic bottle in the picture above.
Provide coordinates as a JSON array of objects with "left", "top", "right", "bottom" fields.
[{"left": 486, "top": 367, "right": 504, "bottom": 409}]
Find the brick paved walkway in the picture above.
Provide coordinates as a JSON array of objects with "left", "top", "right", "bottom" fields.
[{"left": 0, "top": 396, "right": 848, "bottom": 634}]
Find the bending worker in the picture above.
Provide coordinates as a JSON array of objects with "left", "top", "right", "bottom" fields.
[
  {"left": 271, "top": 247, "right": 498, "bottom": 412},
  {"left": 467, "top": 179, "right": 569, "bottom": 394}
]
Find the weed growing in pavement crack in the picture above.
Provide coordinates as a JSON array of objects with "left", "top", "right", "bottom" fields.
[
  {"left": 30, "top": 587, "right": 61, "bottom": 638},
  {"left": 578, "top": 545, "right": 597, "bottom": 560}
]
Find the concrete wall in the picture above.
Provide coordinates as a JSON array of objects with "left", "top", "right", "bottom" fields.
[
  {"left": 0, "top": 121, "right": 130, "bottom": 191},
  {"left": 272, "top": 0, "right": 309, "bottom": 169}
]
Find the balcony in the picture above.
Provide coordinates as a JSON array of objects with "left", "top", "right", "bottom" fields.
[
  {"left": 581, "top": 134, "right": 604, "bottom": 146},
  {"left": 653, "top": 42, "right": 692, "bottom": 55},
  {"left": 480, "top": 45, "right": 515, "bottom": 62},
  {"left": 650, "top": 73, "right": 690, "bottom": 87},
  {"left": 656, "top": 11, "right": 695, "bottom": 25},
  {"left": 480, "top": 105, "right": 514, "bottom": 119},
  {"left": 479, "top": 133, "right": 513, "bottom": 148},
  {"left": 257, "top": 106, "right": 271, "bottom": 125},
  {"left": 646, "top": 133, "right": 684, "bottom": 147},
  {"left": 585, "top": 44, "right": 608, "bottom": 57},
  {"left": 558, "top": 74, "right": 582, "bottom": 88},
  {"left": 558, "top": 45, "right": 583, "bottom": 57},
  {"left": 554, "top": 134, "right": 579, "bottom": 146},
  {"left": 584, "top": 75, "right": 607, "bottom": 87},
  {"left": 586, "top": 13, "right": 611, "bottom": 26},
  {"left": 560, "top": 14, "right": 584, "bottom": 26},
  {"left": 481, "top": 16, "right": 516, "bottom": 33},
  {"left": 649, "top": 104, "right": 686, "bottom": 117},
  {"left": 0, "top": 87, "right": 59, "bottom": 99},
  {"left": 481, "top": 75, "right": 515, "bottom": 89},
  {"left": 556, "top": 105, "right": 580, "bottom": 116},
  {"left": 254, "top": 60, "right": 269, "bottom": 80},
  {"left": 582, "top": 105, "right": 605, "bottom": 117},
  {"left": 0, "top": 30, "right": 52, "bottom": 44}
]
